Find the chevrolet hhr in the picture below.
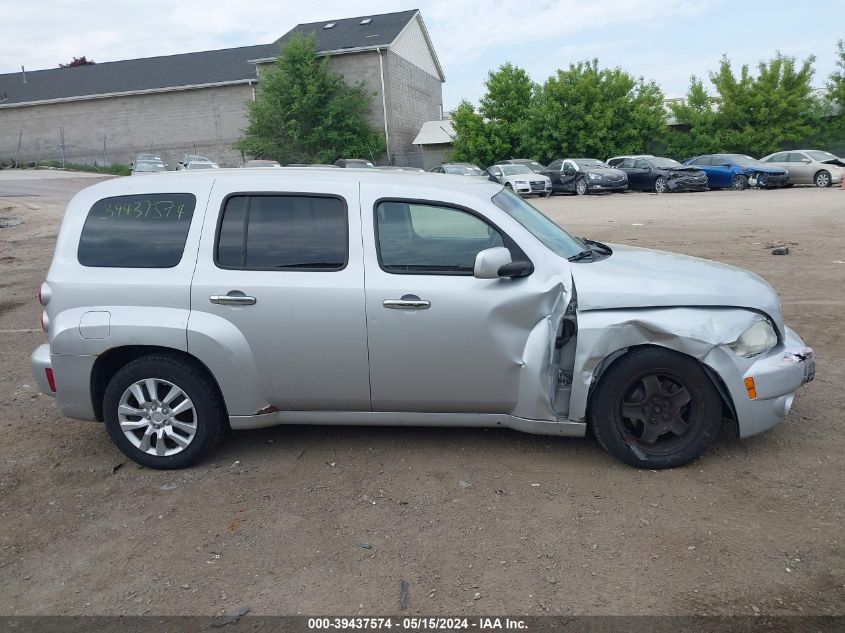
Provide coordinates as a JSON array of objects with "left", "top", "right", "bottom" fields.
[{"left": 31, "top": 169, "right": 815, "bottom": 469}]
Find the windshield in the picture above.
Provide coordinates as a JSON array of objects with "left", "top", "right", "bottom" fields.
[
  {"left": 187, "top": 162, "right": 215, "bottom": 169},
  {"left": 806, "top": 150, "right": 839, "bottom": 162},
  {"left": 501, "top": 165, "right": 533, "bottom": 176},
  {"left": 574, "top": 159, "right": 609, "bottom": 169},
  {"left": 726, "top": 154, "right": 762, "bottom": 166},
  {"left": 444, "top": 165, "right": 483, "bottom": 176},
  {"left": 344, "top": 162, "right": 374, "bottom": 168},
  {"left": 649, "top": 157, "right": 683, "bottom": 169},
  {"left": 492, "top": 189, "right": 584, "bottom": 259}
]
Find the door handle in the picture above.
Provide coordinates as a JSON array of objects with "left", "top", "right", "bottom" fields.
[
  {"left": 210, "top": 291, "right": 256, "bottom": 306},
  {"left": 383, "top": 294, "right": 430, "bottom": 310}
]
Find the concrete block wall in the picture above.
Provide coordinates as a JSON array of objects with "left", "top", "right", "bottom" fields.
[
  {"left": 383, "top": 51, "right": 443, "bottom": 157},
  {"left": 326, "top": 51, "right": 387, "bottom": 157},
  {"left": 0, "top": 83, "right": 253, "bottom": 167}
]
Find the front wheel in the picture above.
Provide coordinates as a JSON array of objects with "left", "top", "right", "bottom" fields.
[
  {"left": 654, "top": 177, "right": 668, "bottom": 193},
  {"left": 731, "top": 174, "right": 748, "bottom": 191},
  {"left": 814, "top": 170, "right": 831, "bottom": 188},
  {"left": 575, "top": 178, "right": 588, "bottom": 195},
  {"left": 103, "top": 355, "right": 227, "bottom": 469},
  {"left": 589, "top": 348, "right": 722, "bottom": 469}
]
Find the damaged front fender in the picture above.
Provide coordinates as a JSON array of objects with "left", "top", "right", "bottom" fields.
[{"left": 568, "top": 307, "right": 766, "bottom": 424}]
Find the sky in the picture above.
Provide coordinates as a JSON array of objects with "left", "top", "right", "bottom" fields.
[{"left": 0, "top": 0, "right": 841, "bottom": 110}]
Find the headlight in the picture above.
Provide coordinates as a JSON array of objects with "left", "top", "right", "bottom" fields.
[
  {"left": 730, "top": 320, "right": 777, "bottom": 358},
  {"left": 588, "top": 173, "right": 601, "bottom": 180},
  {"left": 515, "top": 180, "right": 528, "bottom": 185}
]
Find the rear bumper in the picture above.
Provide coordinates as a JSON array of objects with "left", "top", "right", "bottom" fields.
[
  {"left": 729, "top": 327, "right": 815, "bottom": 438},
  {"left": 30, "top": 344, "right": 98, "bottom": 421}
]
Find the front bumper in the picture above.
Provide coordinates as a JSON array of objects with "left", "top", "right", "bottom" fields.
[
  {"left": 752, "top": 172, "right": 790, "bottom": 188},
  {"left": 725, "top": 327, "right": 814, "bottom": 438},
  {"left": 668, "top": 177, "right": 708, "bottom": 192},
  {"left": 587, "top": 181, "right": 627, "bottom": 192},
  {"left": 516, "top": 182, "right": 552, "bottom": 195}
]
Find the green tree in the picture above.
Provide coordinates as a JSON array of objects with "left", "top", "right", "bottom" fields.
[
  {"left": 236, "top": 33, "right": 385, "bottom": 164},
  {"left": 529, "top": 60, "right": 666, "bottom": 164},
  {"left": 669, "top": 53, "right": 822, "bottom": 158},
  {"left": 665, "top": 76, "right": 721, "bottom": 158},
  {"left": 826, "top": 39, "right": 845, "bottom": 108},
  {"left": 450, "top": 63, "right": 536, "bottom": 165}
]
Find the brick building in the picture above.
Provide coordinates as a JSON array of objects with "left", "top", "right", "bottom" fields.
[{"left": 0, "top": 10, "right": 444, "bottom": 167}]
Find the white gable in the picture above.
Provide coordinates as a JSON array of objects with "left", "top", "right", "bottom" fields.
[{"left": 390, "top": 14, "right": 443, "bottom": 81}]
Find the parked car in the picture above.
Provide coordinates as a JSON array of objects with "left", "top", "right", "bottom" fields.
[
  {"left": 178, "top": 155, "right": 219, "bottom": 171},
  {"left": 541, "top": 158, "right": 627, "bottom": 195},
  {"left": 430, "top": 162, "right": 485, "bottom": 177},
  {"left": 31, "top": 170, "right": 814, "bottom": 470},
  {"left": 134, "top": 153, "right": 166, "bottom": 164},
  {"left": 496, "top": 159, "right": 547, "bottom": 173},
  {"left": 614, "top": 156, "right": 708, "bottom": 193},
  {"left": 683, "top": 154, "right": 789, "bottom": 190},
  {"left": 130, "top": 159, "right": 167, "bottom": 176},
  {"left": 334, "top": 159, "right": 374, "bottom": 168},
  {"left": 606, "top": 154, "right": 654, "bottom": 168},
  {"left": 240, "top": 160, "right": 281, "bottom": 168},
  {"left": 759, "top": 149, "right": 845, "bottom": 188},
  {"left": 485, "top": 164, "right": 552, "bottom": 196}
]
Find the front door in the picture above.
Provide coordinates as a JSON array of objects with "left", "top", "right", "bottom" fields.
[
  {"left": 190, "top": 181, "right": 371, "bottom": 413},
  {"left": 360, "top": 186, "right": 534, "bottom": 413}
]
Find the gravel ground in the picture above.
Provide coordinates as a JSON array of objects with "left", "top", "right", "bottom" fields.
[{"left": 0, "top": 171, "right": 842, "bottom": 617}]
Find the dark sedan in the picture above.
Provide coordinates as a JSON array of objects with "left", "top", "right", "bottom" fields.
[
  {"left": 683, "top": 154, "right": 789, "bottom": 190},
  {"left": 616, "top": 156, "right": 708, "bottom": 193},
  {"left": 540, "top": 158, "right": 628, "bottom": 195}
]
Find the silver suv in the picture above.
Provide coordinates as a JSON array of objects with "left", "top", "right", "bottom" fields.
[{"left": 31, "top": 169, "right": 814, "bottom": 469}]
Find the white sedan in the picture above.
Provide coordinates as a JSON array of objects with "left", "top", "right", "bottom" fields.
[{"left": 485, "top": 164, "right": 552, "bottom": 197}]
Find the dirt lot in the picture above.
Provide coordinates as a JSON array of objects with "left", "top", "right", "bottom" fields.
[{"left": 0, "top": 171, "right": 843, "bottom": 617}]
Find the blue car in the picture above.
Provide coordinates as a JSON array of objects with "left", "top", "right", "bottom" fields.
[{"left": 683, "top": 154, "right": 789, "bottom": 190}]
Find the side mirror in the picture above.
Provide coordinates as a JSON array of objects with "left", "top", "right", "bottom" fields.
[
  {"left": 474, "top": 247, "right": 532, "bottom": 279},
  {"left": 474, "top": 247, "right": 512, "bottom": 279},
  {"left": 721, "top": 162, "right": 731, "bottom": 167}
]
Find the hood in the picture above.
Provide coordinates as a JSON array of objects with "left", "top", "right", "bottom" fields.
[
  {"left": 821, "top": 158, "right": 845, "bottom": 168},
  {"left": 744, "top": 164, "right": 787, "bottom": 175},
  {"left": 665, "top": 166, "right": 703, "bottom": 173},
  {"left": 569, "top": 244, "right": 784, "bottom": 334},
  {"left": 504, "top": 173, "right": 550, "bottom": 183}
]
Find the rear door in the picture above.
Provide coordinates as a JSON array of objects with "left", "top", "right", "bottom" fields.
[
  {"left": 189, "top": 180, "right": 370, "bottom": 414},
  {"left": 786, "top": 152, "right": 813, "bottom": 183}
]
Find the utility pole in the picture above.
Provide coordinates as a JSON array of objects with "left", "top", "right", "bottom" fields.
[
  {"left": 60, "top": 127, "right": 66, "bottom": 169},
  {"left": 16, "top": 130, "right": 22, "bottom": 168},
  {"left": 102, "top": 134, "right": 107, "bottom": 166}
]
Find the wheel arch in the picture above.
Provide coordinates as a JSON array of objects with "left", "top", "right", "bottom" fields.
[
  {"left": 91, "top": 345, "right": 227, "bottom": 423},
  {"left": 584, "top": 343, "right": 738, "bottom": 433}
]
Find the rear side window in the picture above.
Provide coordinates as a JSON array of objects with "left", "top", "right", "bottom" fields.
[
  {"left": 78, "top": 193, "right": 196, "bottom": 268},
  {"left": 216, "top": 195, "right": 347, "bottom": 270}
]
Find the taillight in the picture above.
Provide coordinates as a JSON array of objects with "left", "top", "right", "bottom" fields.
[
  {"left": 38, "top": 282, "right": 51, "bottom": 306},
  {"left": 45, "top": 368, "right": 56, "bottom": 392},
  {"left": 40, "top": 311, "right": 49, "bottom": 333}
]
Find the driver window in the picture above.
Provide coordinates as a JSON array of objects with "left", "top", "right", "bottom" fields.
[
  {"left": 376, "top": 201, "right": 504, "bottom": 275},
  {"left": 787, "top": 152, "right": 807, "bottom": 162},
  {"left": 620, "top": 158, "right": 635, "bottom": 168},
  {"left": 634, "top": 159, "right": 650, "bottom": 169},
  {"left": 548, "top": 160, "right": 562, "bottom": 171}
]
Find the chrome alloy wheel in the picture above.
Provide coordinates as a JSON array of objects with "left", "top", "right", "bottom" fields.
[{"left": 117, "top": 378, "right": 197, "bottom": 456}]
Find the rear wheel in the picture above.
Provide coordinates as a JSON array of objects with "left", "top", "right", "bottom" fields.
[
  {"left": 814, "top": 170, "right": 831, "bottom": 188},
  {"left": 731, "top": 174, "right": 748, "bottom": 191},
  {"left": 654, "top": 177, "right": 668, "bottom": 193},
  {"left": 589, "top": 348, "right": 722, "bottom": 469},
  {"left": 575, "top": 178, "right": 588, "bottom": 195},
  {"left": 103, "top": 355, "right": 227, "bottom": 469}
]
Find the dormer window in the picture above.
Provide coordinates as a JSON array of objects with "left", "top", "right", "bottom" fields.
[{"left": 323, "top": 23, "right": 335, "bottom": 29}]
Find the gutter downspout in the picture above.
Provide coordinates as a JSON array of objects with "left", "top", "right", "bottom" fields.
[{"left": 378, "top": 47, "right": 390, "bottom": 165}]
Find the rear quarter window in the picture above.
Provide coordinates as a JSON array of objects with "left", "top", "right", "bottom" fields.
[{"left": 77, "top": 193, "right": 196, "bottom": 268}]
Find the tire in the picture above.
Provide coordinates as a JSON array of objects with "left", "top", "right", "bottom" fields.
[
  {"left": 588, "top": 347, "right": 722, "bottom": 469},
  {"left": 654, "top": 177, "right": 668, "bottom": 193},
  {"left": 505, "top": 183, "right": 513, "bottom": 191},
  {"left": 103, "top": 354, "right": 227, "bottom": 469},
  {"left": 575, "top": 178, "right": 588, "bottom": 195},
  {"left": 814, "top": 170, "right": 831, "bottom": 188},
  {"left": 731, "top": 174, "right": 748, "bottom": 191}
]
